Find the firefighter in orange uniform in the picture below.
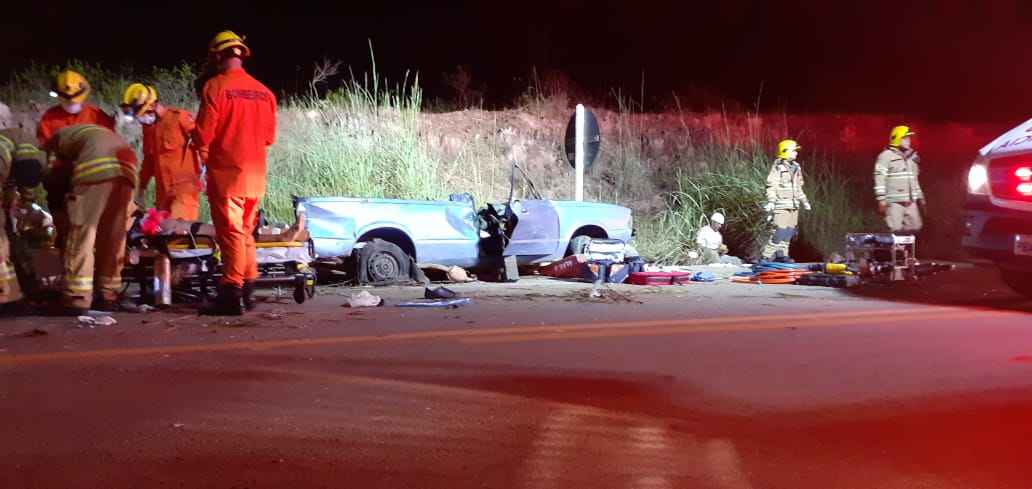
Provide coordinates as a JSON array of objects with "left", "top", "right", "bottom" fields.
[
  {"left": 39, "top": 70, "right": 117, "bottom": 249},
  {"left": 43, "top": 125, "right": 137, "bottom": 315},
  {"left": 122, "top": 84, "right": 203, "bottom": 220},
  {"left": 37, "top": 70, "right": 116, "bottom": 146},
  {"left": 194, "top": 31, "right": 276, "bottom": 315}
]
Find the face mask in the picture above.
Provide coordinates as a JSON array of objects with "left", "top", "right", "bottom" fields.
[
  {"left": 62, "top": 102, "right": 83, "bottom": 115},
  {"left": 136, "top": 113, "right": 157, "bottom": 126}
]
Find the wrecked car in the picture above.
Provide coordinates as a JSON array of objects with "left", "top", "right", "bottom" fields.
[{"left": 296, "top": 164, "right": 634, "bottom": 283}]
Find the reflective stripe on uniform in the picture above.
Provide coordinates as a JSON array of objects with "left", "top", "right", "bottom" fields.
[
  {"left": 0, "top": 261, "right": 16, "bottom": 282},
  {"left": 0, "top": 135, "right": 11, "bottom": 162},
  {"left": 69, "top": 125, "right": 106, "bottom": 140},
  {"left": 65, "top": 275, "right": 94, "bottom": 293},
  {"left": 15, "top": 143, "right": 40, "bottom": 158},
  {"left": 72, "top": 155, "right": 137, "bottom": 186}
]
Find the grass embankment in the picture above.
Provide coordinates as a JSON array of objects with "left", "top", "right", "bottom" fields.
[{"left": 2, "top": 61, "right": 873, "bottom": 262}]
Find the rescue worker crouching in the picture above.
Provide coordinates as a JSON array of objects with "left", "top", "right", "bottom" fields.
[
  {"left": 695, "top": 212, "right": 729, "bottom": 265},
  {"left": 122, "top": 83, "right": 203, "bottom": 221},
  {"left": 0, "top": 128, "right": 46, "bottom": 315},
  {"left": 874, "top": 125, "right": 925, "bottom": 234},
  {"left": 194, "top": 31, "right": 277, "bottom": 316},
  {"left": 42, "top": 124, "right": 137, "bottom": 315},
  {"left": 762, "top": 139, "right": 811, "bottom": 262}
]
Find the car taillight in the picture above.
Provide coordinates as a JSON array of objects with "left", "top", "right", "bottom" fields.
[
  {"left": 1017, "top": 168, "right": 1032, "bottom": 196},
  {"left": 968, "top": 162, "right": 989, "bottom": 195},
  {"left": 988, "top": 157, "right": 1032, "bottom": 201}
]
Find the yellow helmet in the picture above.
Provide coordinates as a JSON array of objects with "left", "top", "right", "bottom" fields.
[
  {"left": 889, "top": 125, "right": 915, "bottom": 147},
  {"left": 121, "top": 83, "right": 158, "bottom": 117},
  {"left": 776, "top": 139, "right": 801, "bottom": 160},
  {"left": 51, "top": 70, "right": 90, "bottom": 104},
  {"left": 208, "top": 30, "right": 251, "bottom": 58}
]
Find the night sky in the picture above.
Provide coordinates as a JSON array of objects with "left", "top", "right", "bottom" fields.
[{"left": 2, "top": 0, "right": 1030, "bottom": 121}]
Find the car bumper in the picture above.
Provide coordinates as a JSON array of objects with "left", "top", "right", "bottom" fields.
[{"left": 962, "top": 197, "right": 1032, "bottom": 271}]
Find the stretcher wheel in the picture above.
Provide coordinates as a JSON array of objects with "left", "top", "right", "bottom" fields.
[
  {"left": 293, "top": 274, "right": 307, "bottom": 304},
  {"left": 305, "top": 271, "right": 316, "bottom": 299}
]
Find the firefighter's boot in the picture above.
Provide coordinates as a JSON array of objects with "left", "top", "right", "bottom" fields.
[{"left": 201, "top": 284, "right": 244, "bottom": 316}]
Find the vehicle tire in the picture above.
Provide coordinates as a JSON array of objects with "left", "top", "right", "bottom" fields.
[
  {"left": 356, "top": 238, "right": 412, "bottom": 285},
  {"left": 1000, "top": 267, "right": 1032, "bottom": 299},
  {"left": 293, "top": 274, "right": 308, "bottom": 304},
  {"left": 566, "top": 235, "right": 592, "bottom": 257}
]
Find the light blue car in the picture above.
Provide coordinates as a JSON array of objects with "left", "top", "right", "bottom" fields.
[{"left": 295, "top": 165, "right": 633, "bottom": 283}]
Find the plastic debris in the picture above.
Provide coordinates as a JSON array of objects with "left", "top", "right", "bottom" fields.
[
  {"left": 397, "top": 298, "right": 472, "bottom": 308},
  {"left": 346, "top": 291, "right": 384, "bottom": 308},
  {"left": 690, "top": 271, "right": 717, "bottom": 282},
  {"left": 76, "top": 315, "right": 117, "bottom": 328},
  {"left": 424, "top": 286, "right": 457, "bottom": 300}
]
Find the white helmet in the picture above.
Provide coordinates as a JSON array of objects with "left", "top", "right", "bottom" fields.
[{"left": 711, "top": 212, "right": 725, "bottom": 225}]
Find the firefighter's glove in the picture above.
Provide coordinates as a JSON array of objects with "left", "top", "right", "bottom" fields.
[
  {"left": 718, "top": 244, "right": 729, "bottom": 255},
  {"left": 803, "top": 201, "right": 812, "bottom": 211}
]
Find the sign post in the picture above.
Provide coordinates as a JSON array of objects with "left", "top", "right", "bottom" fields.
[
  {"left": 575, "top": 104, "right": 585, "bottom": 201},
  {"left": 564, "top": 105, "right": 601, "bottom": 202}
]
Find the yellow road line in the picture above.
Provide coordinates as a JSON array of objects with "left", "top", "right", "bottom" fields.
[
  {"left": 460, "top": 310, "right": 1004, "bottom": 345},
  {"left": 0, "top": 306, "right": 994, "bottom": 367}
]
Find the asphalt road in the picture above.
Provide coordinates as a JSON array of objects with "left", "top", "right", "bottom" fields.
[{"left": 2, "top": 265, "right": 1031, "bottom": 489}]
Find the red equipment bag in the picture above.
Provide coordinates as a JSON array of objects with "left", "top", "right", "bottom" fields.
[{"left": 627, "top": 271, "right": 691, "bottom": 286}]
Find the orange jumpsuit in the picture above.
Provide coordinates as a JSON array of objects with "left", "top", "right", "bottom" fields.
[
  {"left": 140, "top": 108, "right": 202, "bottom": 220},
  {"left": 37, "top": 104, "right": 115, "bottom": 147},
  {"left": 193, "top": 67, "right": 276, "bottom": 288},
  {"left": 44, "top": 125, "right": 137, "bottom": 310}
]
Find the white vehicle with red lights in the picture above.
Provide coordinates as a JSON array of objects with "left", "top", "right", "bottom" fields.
[{"left": 964, "top": 119, "right": 1032, "bottom": 298}]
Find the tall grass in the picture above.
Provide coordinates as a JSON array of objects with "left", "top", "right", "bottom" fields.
[
  {"left": 264, "top": 71, "right": 442, "bottom": 220},
  {"left": 635, "top": 142, "right": 873, "bottom": 263}
]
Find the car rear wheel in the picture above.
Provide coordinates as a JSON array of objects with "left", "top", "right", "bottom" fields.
[
  {"left": 356, "top": 239, "right": 412, "bottom": 285},
  {"left": 1000, "top": 267, "right": 1032, "bottom": 299}
]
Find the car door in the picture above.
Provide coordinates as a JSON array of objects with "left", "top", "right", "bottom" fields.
[{"left": 503, "top": 199, "right": 561, "bottom": 257}]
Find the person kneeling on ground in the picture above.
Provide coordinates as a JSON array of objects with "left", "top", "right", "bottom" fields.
[{"left": 695, "top": 212, "right": 727, "bottom": 264}]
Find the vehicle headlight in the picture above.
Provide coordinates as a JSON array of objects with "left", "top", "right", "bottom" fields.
[{"left": 967, "top": 162, "right": 989, "bottom": 195}]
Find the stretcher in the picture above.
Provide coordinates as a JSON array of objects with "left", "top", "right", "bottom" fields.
[{"left": 123, "top": 213, "right": 317, "bottom": 306}]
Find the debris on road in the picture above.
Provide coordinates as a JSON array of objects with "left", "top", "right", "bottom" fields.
[
  {"left": 422, "top": 264, "right": 474, "bottom": 283},
  {"left": 346, "top": 291, "right": 384, "bottom": 308},
  {"left": 76, "top": 315, "right": 117, "bottom": 328},
  {"left": 424, "top": 286, "right": 458, "bottom": 300},
  {"left": 12, "top": 328, "right": 49, "bottom": 338},
  {"left": 261, "top": 310, "right": 287, "bottom": 320},
  {"left": 397, "top": 298, "right": 472, "bottom": 308}
]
